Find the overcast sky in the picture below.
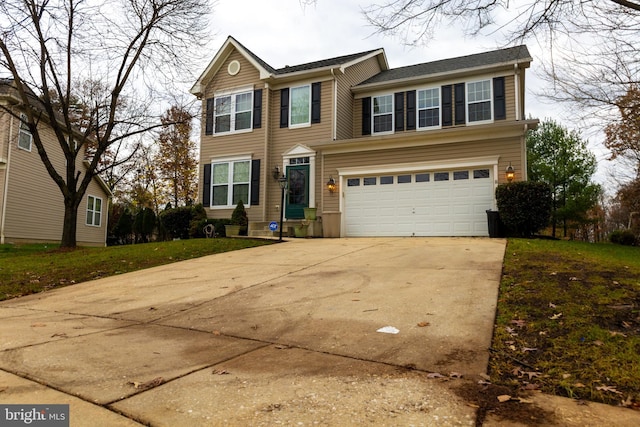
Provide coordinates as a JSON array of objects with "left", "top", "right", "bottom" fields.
[{"left": 201, "top": 0, "right": 614, "bottom": 186}]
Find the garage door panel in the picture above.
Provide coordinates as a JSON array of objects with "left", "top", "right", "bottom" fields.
[{"left": 345, "top": 167, "right": 493, "bottom": 237}]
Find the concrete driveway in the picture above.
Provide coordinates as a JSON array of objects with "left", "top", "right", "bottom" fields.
[{"left": 0, "top": 237, "right": 505, "bottom": 426}]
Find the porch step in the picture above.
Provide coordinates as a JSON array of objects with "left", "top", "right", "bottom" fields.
[{"left": 247, "top": 220, "right": 323, "bottom": 238}]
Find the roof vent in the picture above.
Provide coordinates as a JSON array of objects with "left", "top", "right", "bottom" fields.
[{"left": 227, "top": 60, "right": 241, "bottom": 76}]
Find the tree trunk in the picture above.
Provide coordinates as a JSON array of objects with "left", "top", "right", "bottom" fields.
[{"left": 60, "top": 198, "right": 79, "bottom": 248}]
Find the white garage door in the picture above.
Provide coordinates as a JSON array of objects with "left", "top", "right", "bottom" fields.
[{"left": 344, "top": 168, "right": 494, "bottom": 237}]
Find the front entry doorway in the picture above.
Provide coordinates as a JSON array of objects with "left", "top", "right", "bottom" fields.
[{"left": 285, "top": 164, "right": 309, "bottom": 219}]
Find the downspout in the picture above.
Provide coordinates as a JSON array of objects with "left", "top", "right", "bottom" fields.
[
  {"left": 262, "top": 83, "right": 270, "bottom": 221},
  {"left": 514, "top": 64, "right": 521, "bottom": 121},
  {"left": 103, "top": 196, "right": 111, "bottom": 247},
  {"left": 331, "top": 68, "right": 337, "bottom": 141},
  {"left": 523, "top": 122, "right": 529, "bottom": 181},
  {"left": 0, "top": 114, "right": 14, "bottom": 244}
]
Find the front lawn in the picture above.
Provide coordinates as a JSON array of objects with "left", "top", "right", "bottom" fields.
[
  {"left": 490, "top": 239, "right": 640, "bottom": 409},
  {"left": 0, "top": 238, "right": 274, "bottom": 301}
]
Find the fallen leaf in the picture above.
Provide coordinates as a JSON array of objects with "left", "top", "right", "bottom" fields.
[
  {"left": 548, "top": 302, "right": 557, "bottom": 308},
  {"left": 497, "top": 395, "right": 512, "bottom": 402},
  {"left": 609, "top": 331, "right": 627, "bottom": 337},
  {"left": 593, "top": 340, "right": 604, "bottom": 346},
  {"left": 549, "top": 272, "right": 557, "bottom": 276},
  {"left": 549, "top": 313, "right": 563, "bottom": 320},
  {"left": 524, "top": 372, "right": 541, "bottom": 380},
  {"left": 274, "top": 344, "right": 290, "bottom": 349},
  {"left": 510, "top": 319, "right": 526, "bottom": 327},
  {"left": 518, "top": 397, "right": 535, "bottom": 404},
  {"left": 512, "top": 368, "right": 523, "bottom": 376},
  {"left": 478, "top": 380, "right": 492, "bottom": 385},
  {"left": 449, "top": 372, "right": 463, "bottom": 378},
  {"left": 212, "top": 330, "right": 221, "bottom": 336},
  {"left": 508, "top": 345, "right": 517, "bottom": 351},
  {"left": 569, "top": 277, "right": 580, "bottom": 281},
  {"left": 505, "top": 326, "right": 518, "bottom": 336},
  {"left": 562, "top": 373, "right": 572, "bottom": 379},
  {"left": 51, "top": 333, "right": 68, "bottom": 338},
  {"left": 596, "top": 385, "right": 622, "bottom": 394},
  {"left": 417, "top": 321, "right": 430, "bottom": 327},
  {"left": 427, "top": 372, "right": 445, "bottom": 379},
  {"left": 612, "top": 281, "right": 620, "bottom": 285},
  {"left": 30, "top": 323, "right": 47, "bottom": 327},
  {"left": 351, "top": 299, "right": 360, "bottom": 301},
  {"left": 622, "top": 321, "right": 632, "bottom": 329},
  {"left": 522, "top": 383, "right": 541, "bottom": 390},
  {"left": 129, "top": 377, "right": 164, "bottom": 390},
  {"left": 522, "top": 347, "right": 538, "bottom": 352},
  {"left": 573, "top": 382, "right": 586, "bottom": 388},
  {"left": 212, "top": 369, "right": 229, "bottom": 375}
]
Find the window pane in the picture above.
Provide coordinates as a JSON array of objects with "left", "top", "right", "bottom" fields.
[
  {"left": 364, "top": 177, "right": 376, "bottom": 186},
  {"left": 233, "top": 161, "right": 250, "bottom": 183},
  {"left": 235, "top": 92, "right": 252, "bottom": 112},
  {"left": 235, "top": 111, "right": 251, "bottom": 130},
  {"left": 416, "top": 173, "right": 430, "bottom": 182},
  {"left": 87, "top": 196, "right": 94, "bottom": 210},
  {"left": 468, "top": 101, "right": 491, "bottom": 122},
  {"left": 474, "top": 169, "right": 490, "bottom": 179},
  {"left": 380, "top": 176, "right": 393, "bottom": 184},
  {"left": 233, "top": 184, "right": 249, "bottom": 205},
  {"left": 213, "top": 163, "right": 229, "bottom": 184},
  {"left": 418, "top": 88, "right": 439, "bottom": 108},
  {"left": 95, "top": 198, "right": 102, "bottom": 212},
  {"left": 347, "top": 178, "right": 360, "bottom": 187},
  {"left": 215, "top": 96, "right": 231, "bottom": 114},
  {"left": 373, "top": 95, "right": 392, "bottom": 114},
  {"left": 434, "top": 172, "right": 449, "bottom": 181},
  {"left": 373, "top": 115, "right": 392, "bottom": 133},
  {"left": 215, "top": 115, "right": 230, "bottom": 133},
  {"left": 468, "top": 81, "right": 490, "bottom": 102},
  {"left": 94, "top": 213, "right": 101, "bottom": 226},
  {"left": 290, "top": 86, "right": 310, "bottom": 125},
  {"left": 18, "top": 131, "right": 32, "bottom": 150},
  {"left": 398, "top": 175, "right": 411, "bottom": 183},
  {"left": 454, "top": 171, "right": 469, "bottom": 180},
  {"left": 212, "top": 186, "right": 228, "bottom": 206},
  {"left": 419, "top": 109, "right": 439, "bottom": 127}
]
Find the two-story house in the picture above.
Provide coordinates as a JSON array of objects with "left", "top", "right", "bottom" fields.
[
  {"left": 191, "top": 36, "right": 538, "bottom": 237},
  {"left": 0, "top": 79, "right": 111, "bottom": 246}
]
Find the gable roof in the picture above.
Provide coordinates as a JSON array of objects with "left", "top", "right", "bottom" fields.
[
  {"left": 354, "top": 45, "right": 532, "bottom": 90},
  {"left": 190, "top": 36, "right": 387, "bottom": 96}
]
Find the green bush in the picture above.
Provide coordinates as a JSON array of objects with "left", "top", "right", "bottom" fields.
[
  {"left": 230, "top": 201, "right": 249, "bottom": 235},
  {"left": 159, "top": 206, "right": 193, "bottom": 240},
  {"left": 133, "top": 207, "right": 156, "bottom": 243},
  {"left": 496, "top": 181, "right": 552, "bottom": 237},
  {"left": 609, "top": 229, "right": 637, "bottom": 246}
]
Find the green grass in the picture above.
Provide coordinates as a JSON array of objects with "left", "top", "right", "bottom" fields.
[
  {"left": 491, "top": 239, "right": 640, "bottom": 407},
  {"left": 0, "top": 238, "right": 274, "bottom": 301}
]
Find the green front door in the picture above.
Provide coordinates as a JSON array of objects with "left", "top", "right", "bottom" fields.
[{"left": 285, "top": 164, "right": 309, "bottom": 219}]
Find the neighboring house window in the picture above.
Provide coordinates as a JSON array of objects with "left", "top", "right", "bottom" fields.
[
  {"left": 467, "top": 80, "right": 492, "bottom": 123},
  {"left": 18, "top": 114, "right": 32, "bottom": 151},
  {"left": 86, "top": 196, "right": 102, "bottom": 226},
  {"left": 212, "top": 159, "right": 251, "bottom": 207},
  {"left": 373, "top": 94, "right": 393, "bottom": 133},
  {"left": 214, "top": 90, "right": 253, "bottom": 134},
  {"left": 290, "top": 85, "right": 311, "bottom": 127},
  {"left": 417, "top": 88, "right": 440, "bottom": 129}
]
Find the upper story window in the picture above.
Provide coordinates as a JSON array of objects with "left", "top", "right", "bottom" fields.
[
  {"left": 212, "top": 159, "right": 251, "bottom": 207},
  {"left": 214, "top": 90, "right": 253, "bottom": 134},
  {"left": 417, "top": 88, "right": 440, "bottom": 129},
  {"left": 467, "top": 80, "right": 492, "bottom": 123},
  {"left": 373, "top": 94, "right": 393, "bottom": 134},
  {"left": 290, "top": 85, "right": 311, "bottom": 127},
  {"left": 18, "top": 114, "right": 32, "bottom": 151},
  {"left": 86, "top": 195, "right": 102, "bottom": 226}
]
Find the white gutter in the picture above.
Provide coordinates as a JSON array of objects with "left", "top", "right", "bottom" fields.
[
  {"left": 262, "top": 83, "right": 270, "bottom": 221},
  {"left": 1, "top": 114, "right": 14, "bottom": 244}
]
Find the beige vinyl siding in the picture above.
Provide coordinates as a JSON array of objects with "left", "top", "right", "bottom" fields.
[
  {"left": 198, "top": 49, "right": 267, "bottom": 221},
  {"left": 335, "top": 57, "right": 383, "bottom": 140},
  {"left": 2, "top": 108, "right": 109, "bottom": 246},
  {"left": 321, "top": 136, "right": 523, "bottom": 213},
  {"left": 504, "top": 75, "right": 516, "bottom": 121}
]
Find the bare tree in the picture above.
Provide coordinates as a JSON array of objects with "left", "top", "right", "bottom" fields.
[{"left": 0, "top": 0, "right": 210, "bottom": 247}]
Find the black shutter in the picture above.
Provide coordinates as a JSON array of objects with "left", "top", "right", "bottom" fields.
[
  {"left": 454, "top": 83, "right": 465, "bottom": 125},
  {"left": 202, "top": 164, "right": 211, "bottom": 207},
  {"left": 362, "top": 97, "right": 371, "bottom": 135},
  {"left": 406, "top": 90, "right": 416, "bottom": 130},
  {"left": 253, "top": 89, "right": 262, "bottom": 129},
  {"left": 394, "top": 92, "right": 404, "bottom": 132},
  {"left": 205, "top": 98, "right": 214, "bottom": 135},
  {"left": 280, "top": 88, "right": 289, "bottom": 128},
  {"left": 250, "top": 159, "right": 260, "bottom": 206},
  {"left": 493, "top": 77, "right": 506, "bottom": 120},
  {"left": 442, "top": 85, "right": 453, "bottom": 127},
  {"left": 311, "top": 82, "right": 321, "bottom": 123}
]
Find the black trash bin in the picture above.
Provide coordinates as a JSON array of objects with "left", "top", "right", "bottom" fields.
[{"left": 486, "top": 210, "right": 503, "bottom": 238}]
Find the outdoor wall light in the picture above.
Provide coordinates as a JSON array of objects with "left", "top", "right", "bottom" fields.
[
  {"left": 505, "top": 163, "right": 515, "bottom": 182},
  {"left": 326, "top": 176, "right": 337, "bottom": 194},
  {"left": 272, "top": 166, "right": 281, "bottom": 181}
]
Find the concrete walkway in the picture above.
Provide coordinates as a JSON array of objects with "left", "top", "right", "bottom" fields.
[{"left": 1, "top": 238, "right": 639, "bottom": 426}]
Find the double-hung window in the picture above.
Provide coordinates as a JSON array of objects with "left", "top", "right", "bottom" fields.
[
  {"left": 467, "top": 80, "right": 492, "bottom": 123},
  {"left": 214, "top": 90, "right": 252, "bottom": 134},
  {"left": 373, "top": 94, "right": 393, "bottom": 133},
  {"left": 212, "top": 159, "right": 251, "bottom": 207},
  {"left": 18, "top": 114, "right": 32, "bottom": 151},
  {"left": 290, "top": 85, "right": 311, "bottom": 127},
  {"left": 86, "top": 195, "right": 102, "bottom": 226},
  {"left": 417, "top": 88, "right": 440, "bottom": 129}
]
